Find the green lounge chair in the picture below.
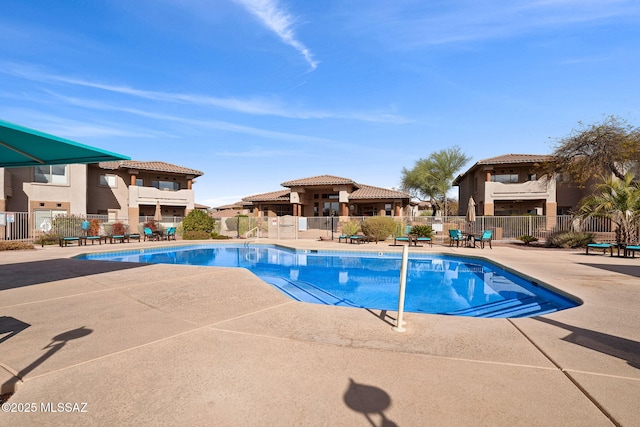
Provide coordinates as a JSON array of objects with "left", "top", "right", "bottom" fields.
[
  {"left": 585, "top": 243, "right": 613, "bottom": 256},
  {"left": 623, "top": 245, "right": 640, "bottom": 258},
  {"left": 394, "top": 225, "right": 413, "bottom": 246}
]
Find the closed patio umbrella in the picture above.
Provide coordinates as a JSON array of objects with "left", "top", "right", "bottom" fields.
[
  {"left": 154, "top": 201, "right": 163, "bottom": 222},
  {"left": 466, "top": 197, "right": 476, "bottom": 232}
]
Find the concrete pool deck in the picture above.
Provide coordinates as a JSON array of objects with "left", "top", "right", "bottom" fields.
[{"left": 1, "top": 239, "right": 639, "bottom": 426}]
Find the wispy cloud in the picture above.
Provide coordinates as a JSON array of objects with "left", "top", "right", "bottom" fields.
[
  {"left": 44, "top": 91, "right": 341, "bottom": 144},
  {"left": 364, "top": 0, "right": 640, "bottom": 48},
  {"left": 0, "top": 62, "right": 408, "bottom": 123},
  {"left": 234, "top": 0, "right": 318, "bottom": 70}
]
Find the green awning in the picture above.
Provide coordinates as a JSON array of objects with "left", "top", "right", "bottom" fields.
[{"left": 0, "top": 119, "right": 130, "bottom": 167}]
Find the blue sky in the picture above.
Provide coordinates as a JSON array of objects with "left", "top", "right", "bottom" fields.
[{"left": 1, "top": 1, "right": 639, "bottom": 207}]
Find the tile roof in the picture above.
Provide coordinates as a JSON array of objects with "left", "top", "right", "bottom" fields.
[
  {"left": 454, "top": 154, "right": 553, "bottom": 184},
  {"left": 242, "top": 189, "right": 291, "bottom": 202},
  {"left": 475, "top": 154, "right": 554, "bottom": 165},
  {"left": 240, "top": 182, "right": 411, "bottom": 202},
  {"left": 281, "top": 175, "right": 357, "bottom": 187},
  {"left": 98, "top": 160, "right": 204, "bottom": 176},
  {"left": 350, "top": 184, "right": 411, "bottom": 200}
]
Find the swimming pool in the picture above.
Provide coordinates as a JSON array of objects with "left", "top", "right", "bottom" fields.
[{"left": 76, "top": 244, "right": 579, "bottom": 318}]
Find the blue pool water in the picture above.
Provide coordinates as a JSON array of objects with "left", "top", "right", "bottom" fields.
[{"left": 76, "top": 244, "right": 579, "bottom": 318}]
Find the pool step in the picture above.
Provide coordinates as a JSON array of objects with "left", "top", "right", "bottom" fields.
[
  {"left": 261, "top": 275, "right": 358, "bottom": 307},
  {"left": 448, "top": 297, "right": 557, "bottom": 318}
]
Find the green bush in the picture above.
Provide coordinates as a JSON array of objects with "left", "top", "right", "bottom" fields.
[
  {"left": 340, "top": 220, "right": 360, "bottom": 236},
  {"left": 182, "top": 230, "right": 211, "bottom": 240},
  {"left": 182, "top": 210, "right": 215, "bottom": 233},
  {"left": 546, "top": 231, "right": 594, "bottom": 248},
  {"left": 361, "top": 216, "right": 396, "bottom": 241},
  {"left": 518, "top": 235, "right": 539, "bottom": 245},
  {"left": 409, "top": 224, "right": 433, "bottom": 238}
]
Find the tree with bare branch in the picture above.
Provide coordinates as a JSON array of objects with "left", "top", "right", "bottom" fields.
[{"left": 548, "top": 116, "right": 640, "bottom": 184}]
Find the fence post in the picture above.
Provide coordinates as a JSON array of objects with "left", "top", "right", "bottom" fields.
[{"left": 392, "top": 244, "right": 409, "bottom": 332}]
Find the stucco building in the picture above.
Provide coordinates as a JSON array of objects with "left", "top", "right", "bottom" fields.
[
  {"left": 241, "top": 175, "right": 413, "bottom": 218},
  {"left": 0, "top": 160, "right": 203, "bottom": 230},
  {"left": 453, "top": 154, "right": 589, "bottom": 218}
]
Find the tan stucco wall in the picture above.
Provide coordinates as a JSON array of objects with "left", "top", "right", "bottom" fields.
[{"left": 4, "top": 164, "right": 88, "bottom": 215}]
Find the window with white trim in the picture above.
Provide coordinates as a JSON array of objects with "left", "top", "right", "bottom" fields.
[
  {"left": 99, "top": 174, "right": 117, "bottom": 188},
  {"left": 34, "top": 165, "right": 68, "bottom": 184}
]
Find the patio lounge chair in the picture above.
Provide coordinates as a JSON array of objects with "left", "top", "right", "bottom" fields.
[
  {"left": 393, "top": 225, "right": 413, "bottom": 246},
  {"left": 127, "top": 233, "right": 141, "bottom": 242},
  {"left": 449, "top": 229, "right": 464, "bottom": 247},
  {"left": 625, "top": 245, "right": 640, "bottom": 258},
  {"left": 474, "top": 230, "right": 493, "bottom": 249},
  {"left": 585, "top": 243, "right": 613, "bottom": 256},
  {"left": 414, "top": 236, "right": 433, "bottom": 247},
  {"left": 59, "top": 236, "right": 82, "bottom": 247}
]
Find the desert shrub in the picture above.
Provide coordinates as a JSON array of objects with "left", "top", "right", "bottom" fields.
[
  {"left": 88, "top": 219, "right": 101, "bottom": 236},
  {"left": 34, "top": 234, "right": 62, "bottom": 246},
  {"left": 518, "top": 235, "right": 539, "bottom": 245},
  {"left": 211, "top": 232, "right": 231, "bottom": 240},
  {"left": 361, "top": 216, "right": 396, "bottom": 241},
  {"left": 51, "top": 214, "right": 84, "bottom": 236},
  {"left": 112, "top": 221, "right": 128, "bottom": 235},
  {"left": 143, "top": 219, "right": 160, "bottom": 232},
  {"left": 182, "top": 210, "right": 215, "bottom": 233},
  {"left": 225, "top": 215, "right": 255, "bottom": 236},
  {"left": 0, "top": 241, "right": 36, "bottom": 251},
  {"left": 340, "top": 220, "right": 360, "bottom": 236},
  {"left": 182, "top": 230, "right": 211, "bottom": 240},
  {"left": 392, "top": 221, "right": 406, "bottom": 237},
  {"left": 409, "top": 224, "right": 433, "bottom": 238},
  {"left": 546, "top": 231, "right": 594, "bottom": 248}
]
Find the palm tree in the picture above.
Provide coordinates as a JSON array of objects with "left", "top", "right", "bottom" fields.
[{"left": 579, "top": 172, "right": 640, "bottom": 245}]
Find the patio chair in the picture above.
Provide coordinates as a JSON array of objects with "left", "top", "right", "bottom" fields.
[
  {"left": 474, "top": 230, "right": 493, "bottom": 249},
  {"left": 143, "top": 227, "right": 157, "bottom": 241},
  {"left": 165, "top": 227, "right": 176, "bottom": 241},
  {"left": 448, "top": 229, "right": 464, "bottom": 247}
]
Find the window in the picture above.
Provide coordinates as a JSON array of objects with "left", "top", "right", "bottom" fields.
[
  {"left": 273, "top": 205, "right": 293, "bottom": 216},
  {"left": 491, "top": 174, "right": 519, "bottom": 183},
  {"left": 384, "top": 203, "right": 392, "bottom": 216},
  {"left": 136, "top": 178, "right": 144, "bottom": 186},
  {"left": 321, "top": 193, "right": 339, "bottom": 200},
  {"left": 151, "top": 180, "right": 180, "bottom": 191},
  {"left": 99, "top": 174, "right": 117, "bottom": 188},
  {"left": 34, "top": 209, "right": 67, "bottom": 232},
  {"left": 322, "top": 202, "right": 339, "bottom": 216},
  {"left": 34, "top": 165, "right": 67, "bottom": 184}
]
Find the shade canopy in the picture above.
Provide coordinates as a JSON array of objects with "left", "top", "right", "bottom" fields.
[{"left": 0, "top": 119, "right": 130, "bottom": 168}]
